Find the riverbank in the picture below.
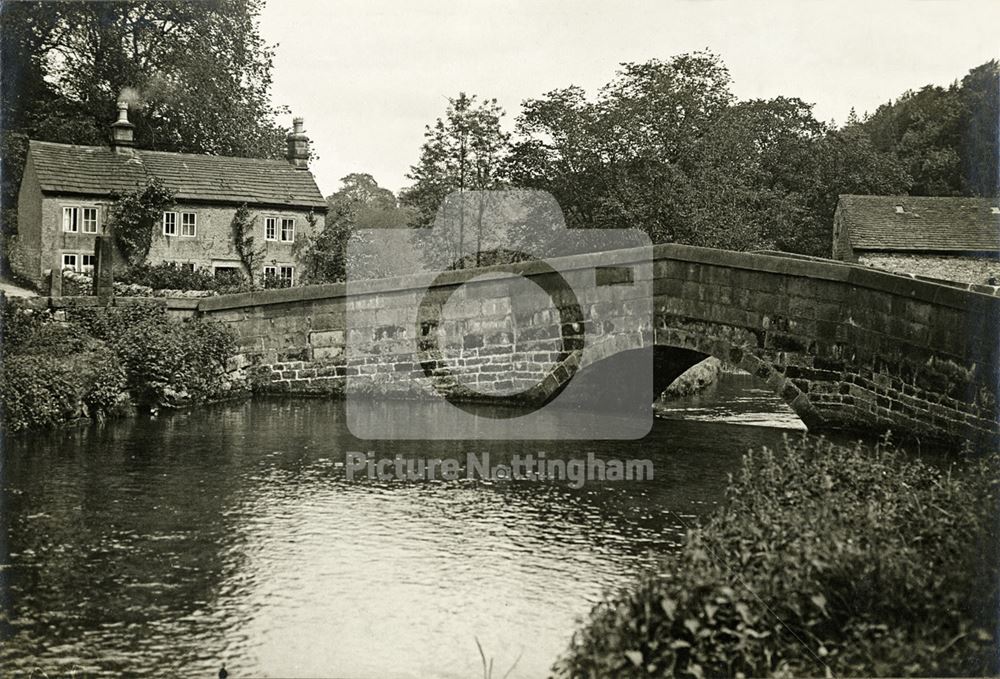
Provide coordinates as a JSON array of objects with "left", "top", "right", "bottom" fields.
[
  {"left": 0, "top": 298, "right": 246, "bottom": 433},
  {"left": 554, "top": 436, "right": 1000, "bottom": 677}
]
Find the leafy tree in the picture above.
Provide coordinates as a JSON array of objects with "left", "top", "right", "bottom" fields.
[
  {"left": 859, "top": 60, "right": 999, "bottom": 198},
  {"left": 301, "top": 173, "right": 417, "bottom": 283},
  {"left": 401, "top": 93, "right": 511, "bottom": 266},
  {"left": 0, "top": 0, "right": 289, "bottom": 257}
]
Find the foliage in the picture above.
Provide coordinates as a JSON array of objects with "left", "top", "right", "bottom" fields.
[
  {"left": 506, "top": 52, "right": 910, "bottom": 257},
  {"left": 101, "top": 310, "right": 237, "bottom": 407},
  {"left": 859, "top": 60, "right": 999, "bottom": 198},
  {"left": 0, "top": 306, "right": 129, "bottom": 432},
  {"left": 232, "top": 204, "right": 264, "bottom": 283},
  {"left": 115, "top": 262, "right": 215, "bottom": 291},
  {"left": 0, "top": 0, "right": 289, "bottom": 252},
  {"left": 401, "top": 93, "right": 511, "bottom": 267},
  {"left": 1, "top": 354, "right": 84, "bottom": 432},
  {"left": 556, "top": 437, "right": 999, "bottom": 678},
  {"left": 107, "top": 177, "right": 175, "bottom": 265},
  {"left": 1, "top": 302, "right": 241, "bottom": 433},
  {"left": 301, "top": 173, "right": 419, "bottom": 283}
]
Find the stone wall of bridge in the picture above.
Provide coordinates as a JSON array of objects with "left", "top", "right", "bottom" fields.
[{"left": 193, "top": 244, "right": 1000, "bottom": 446}]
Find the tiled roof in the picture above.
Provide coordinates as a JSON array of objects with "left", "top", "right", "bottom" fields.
[
  {"left": 27, "top": 140, "right": 327, "bottom": 209},
  {"left": 837, "top": 194, "right": 999, "bottom": 252}
]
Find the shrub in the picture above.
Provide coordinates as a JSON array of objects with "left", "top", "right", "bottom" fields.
[
  {"left": 117, "top": 262, "right": 222, "bottom": 292},
  {"left": 1, "top": 354, "right": 81, "bottom": 431},
  {"left": 107, "top": 314, "right": 237, "bottom": 407},
  {"left": 555, "top": 437, "right": 1000, "bottom": 678}
]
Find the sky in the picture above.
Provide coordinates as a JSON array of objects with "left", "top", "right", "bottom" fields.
[{"left": 259, "top": 0, "right": 1000, "bottom": 197}]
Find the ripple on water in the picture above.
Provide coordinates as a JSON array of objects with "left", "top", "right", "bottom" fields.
[{"left": 2, "top": 384, "right": 795, "bottom": 678}]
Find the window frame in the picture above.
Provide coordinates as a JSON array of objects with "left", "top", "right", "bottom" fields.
[
  {"left": 163, "top": 211, "right": 178, "bottom": 236},
  {"left": 265, "top": 216, "right": 278, "bottom": 241},
  {"left": 181, "top": 212, "right": 197, "bottom": 237},
  {"left": 62, "top": 206, "right": 79, "bottom": 233},
  {"left": 61, "top": 253, "right": 79, "bottom": 271},
  {"left": 280, "top": 217, "right": 295, "bottom": 243},
  {"left": 81, "top": 254, "right": 96, "bottom": 272},
  {"left": 81, "top": 207, "right": 99, "bottom": 234},
  {"left": 263, "top": 264, "right": 295, "bottom": 287}
]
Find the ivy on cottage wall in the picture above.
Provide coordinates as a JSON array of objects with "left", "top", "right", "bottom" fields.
[
  {"left": 108, "top": 178, "right": 175, "bottom": 266},
  {"left": 231, "top": 204, "right": 265, "bottom": 285}
]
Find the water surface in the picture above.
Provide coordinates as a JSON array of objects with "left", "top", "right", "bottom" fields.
[{"left": 2, "top": 374, "right": 803, "bottom": 678}]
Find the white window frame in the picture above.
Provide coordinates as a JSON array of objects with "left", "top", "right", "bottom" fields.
[
  {"left": 81, "top": 207, "right": 99, "bottom": 234},
  {"left": 265, "top": 216, "right": 278, "bottom": 241},
  {"left": 263, "top": 264, "right": 295, "bottom": 286},
  {"left": 81, "top": 254, "right": 96, "bottom": 272},
  {"left": 181, "top": 212, "right": 197, "bottom": 237},
  {"left": 163, "top": 211, "right": 178, "bottom": 236},
  {"left": 61, "top": 253, "right": 79, "bottom": 271},
  {"left": 62, "top": 206, "right": 79, "bottom": 233},
  {"left": 280, "top": 217, "right": 295, "bottom": 243}
]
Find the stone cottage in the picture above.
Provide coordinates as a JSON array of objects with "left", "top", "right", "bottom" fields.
[
  {"left": 13, "top": 102, "right": 327, "bottom": 289},
  {"left": 833, "top": 194, "right": 1000, "bottom": 285}
]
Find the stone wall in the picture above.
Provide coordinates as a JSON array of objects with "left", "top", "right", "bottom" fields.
[
  {"left": 857, "top": 253, "right": 1000, "bottom": 286},
  {"left": 193, "top": 244, "right": 1000, "bottom": 446}
]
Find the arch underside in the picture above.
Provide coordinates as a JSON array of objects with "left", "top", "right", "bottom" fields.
[{"left": 541, "top": 322, "right": 824, "bottom": 429}]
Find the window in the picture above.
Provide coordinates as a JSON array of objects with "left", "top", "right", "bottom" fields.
[
  {"left": 82, "top": 207, "right": 99, "bottom": 233},
  {"left": 181, "top": 212, "right": 197, "bottom": 237},
  {"left": 181, "top": 262, "right": 195, "bottom": 273},
  {"left": 62, "top": 207, "right": 78, "bottom": 233},
  {"left": 265, "top": 216, "right": 277, "bottom": 241},
  {"left": 163, "top": 211, "right": 177, "bottom": 236},
  {"left": 81, "top": 254, "right": 96, "bottom": 272},
  {"left": 62, "top": 253, "right": 78, "bottom": 271},
  {"left": 280, "top": 218, "right": 295, "bottom": 243},
  {"left": 264, "top": 264, "right": 294, "bottom": 288}
]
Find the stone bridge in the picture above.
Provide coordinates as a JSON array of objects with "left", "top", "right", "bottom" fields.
[{"left": 192, "top": 244, "right": 1000, "bottom": 446}]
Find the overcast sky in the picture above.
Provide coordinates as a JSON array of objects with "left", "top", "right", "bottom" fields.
[{"left": 259, "top": 0, "right": 1000, "bottom": 197}]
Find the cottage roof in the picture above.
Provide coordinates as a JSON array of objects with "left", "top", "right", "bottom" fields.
[
  {"left": 27, "top": 140, "right": 327, "bottom": 210},
  {"left": 837, "top": 195, "right": 999, "bottom": 252}
]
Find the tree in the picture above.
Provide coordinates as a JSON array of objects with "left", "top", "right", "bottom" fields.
[
  {"left": 300, "top": 173, "right": 417, "bottom": 283},
  {"left": 400, "top": 93, "right": 511, "bottom": 266},
  {"left": 0, "top": 0, "right": 289, "bottom": 261},
  {"left": 858, "top": 60, "right": 999, "bottom": 198}
]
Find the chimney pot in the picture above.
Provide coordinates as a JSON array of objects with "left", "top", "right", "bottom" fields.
[
  {"left": 286, "top": 116, "right": 310, "bottom": 170},
  {"left": 111, "top": 100, "right": 135, "bottom": 154}
]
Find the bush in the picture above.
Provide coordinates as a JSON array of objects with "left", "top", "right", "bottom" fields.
[
  {"left": 555, "top": 437, "right": 999, "bottom": 678},
  {"left": 0, "top": 345, "right": 127, "bottom": 432},
  {"left": 117, "top": 262, "right": 222, "bottom": 291},
  {"left": 2, "top": 302, "right": 240, "bottom": 432},
  {"left": 106, "top": 314, "right": 237, "bottom": 407}
]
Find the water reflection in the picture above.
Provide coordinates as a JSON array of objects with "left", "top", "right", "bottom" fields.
[{"left": 2, "top": 377, "right": 800, "bottom": 678}]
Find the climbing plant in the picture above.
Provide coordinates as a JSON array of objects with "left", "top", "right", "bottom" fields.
[
  {"left": 108, "top": 178, "right": 175, "bottom": 266},
  {"left": 232, "top": 204, "right": 265, "bottom": 285}
]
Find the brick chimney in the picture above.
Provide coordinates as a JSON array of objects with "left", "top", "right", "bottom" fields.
[
  {"left": 285, "top": 117, "right": 310, "bottom": 169},
  {"left": 110, "top": 101, "right": 135, "bottom": 154}
]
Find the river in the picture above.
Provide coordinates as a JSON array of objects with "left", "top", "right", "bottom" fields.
[{"left": 1, "top": 372, "right": 805, "bottom": 678}]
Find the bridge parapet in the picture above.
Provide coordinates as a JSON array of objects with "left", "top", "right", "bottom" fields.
[{"left": 194, "top": 244, "right": 999, "bottom": 446}]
